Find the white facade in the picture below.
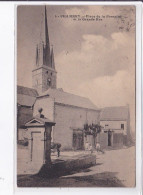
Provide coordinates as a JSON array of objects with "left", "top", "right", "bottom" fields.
[{"left": 100, "top": 120, "right": 127, "bottom": 135}]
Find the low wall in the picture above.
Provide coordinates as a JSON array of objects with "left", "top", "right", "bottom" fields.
[{"left": 38, "top": 154, "right": 96, "bottom": 178}]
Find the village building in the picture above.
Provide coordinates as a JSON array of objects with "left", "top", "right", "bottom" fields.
[
  {"left": 33, "top": 88, "right": 100, "bottom": 150},
  {"left": 17, "top": 85, "right": 38, "bottom": 141},
  {"left": 98, "top": 106, "right": 131, "bottom": 149}
]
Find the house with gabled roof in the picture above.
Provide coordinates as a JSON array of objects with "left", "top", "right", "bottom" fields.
[{"left": 99, "top": 106, "right": 131, "bottom": 148}]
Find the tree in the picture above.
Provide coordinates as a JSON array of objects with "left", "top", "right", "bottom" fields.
[{"left": 84, "top": 123, "right": 101, "bottom": 137}]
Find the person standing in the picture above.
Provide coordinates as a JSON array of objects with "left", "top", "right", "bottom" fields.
[
  {"left": 96, "top": 142, "right": 104, "bottom": 154},
  {"left": 57, "top": 143, "right": 61, "bottom": 157},
  {"left": 85, "top": 141, "right": 89, "bottom": 151},
  {"left": 96, "top": 142, "right": 100, "bottom": 153},
  {"left": 89, "top": 144, "right": 93, "bottom": 154}
]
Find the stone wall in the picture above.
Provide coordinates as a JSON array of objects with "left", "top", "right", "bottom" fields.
[
  {"left": 53, "top": 103, "right": 100, "bottom": 150},
  {"left": 32, "top": 68, "right": 43, "bottom": 94},
  {"left": 113, "top": 133, "right": 123, "bottom": 147}
]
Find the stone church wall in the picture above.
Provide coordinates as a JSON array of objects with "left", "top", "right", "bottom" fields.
[
  {"left": 53, "top": 103, "right": 100, "bottom": 150},
  {"left": 32, "top": 68, "right": 43, "bottom": 94}
]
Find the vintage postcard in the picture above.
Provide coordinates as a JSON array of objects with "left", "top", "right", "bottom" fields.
[{"left": 17, "top": 5, "right": 136, "bottom": 187}]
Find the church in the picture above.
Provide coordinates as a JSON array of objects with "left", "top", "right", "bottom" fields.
[{"left": 17, "top": 7, "right": 131, "bottom": 151}]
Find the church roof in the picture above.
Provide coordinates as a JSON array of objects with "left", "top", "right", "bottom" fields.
[
  {"left": 38, "top": 88, "right": 99, "bottom": 111},
  {"left": 17, "top": 85, "right": 38, "bottom": 97},
  {"left": 17, "top": 85, "right": 38, "bottom": 107},
  {"left": 100, "top": 106, "right": 129, "bottom": 121},
  {"left": 17, "top": 94, "right": 36, "bottom": 107}
]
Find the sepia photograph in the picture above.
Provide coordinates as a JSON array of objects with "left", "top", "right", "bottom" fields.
[{"left": 17, "top": 5, "right": 136, "bottom": 188}]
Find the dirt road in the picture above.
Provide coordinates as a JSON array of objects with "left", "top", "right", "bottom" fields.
[{"left": 17, "top": 146, "right": 135, "bottom": 187}]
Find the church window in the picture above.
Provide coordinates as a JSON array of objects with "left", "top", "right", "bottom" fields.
[
  {"left": 51, "top": 72, "right": 52, "bottom": 76},
  {"left": 46, "top": 71, "right": 48, "bottom": 74}
]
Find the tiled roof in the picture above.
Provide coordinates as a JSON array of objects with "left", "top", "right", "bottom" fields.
[
  {"left": 100, "top": 106, "right": 129, "bottom": 121},
  {"left": 17, "top": 85, "right": 38, "bottom": 97},
  {"left": 17, "top": 94, "right": 36, "bottom": 107},
  {"left": 39, "top": 88, "right": 99, "bottom": 110},
  {"left": 17, "top": 85, "right": 38, "bottom": 107}
]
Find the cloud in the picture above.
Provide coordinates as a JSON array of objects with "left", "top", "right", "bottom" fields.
[
  {"left": 76, "top": 70, "right": 135, "bottom": 107},
  {"left": 56, "top": 32, "right": 135, "bottom": 90},
  {"left": 75, "top": 70, "right": 135, "bottom": 134},
  {"left": 55, "top": 32, "right": 135, "bottom": 134}
]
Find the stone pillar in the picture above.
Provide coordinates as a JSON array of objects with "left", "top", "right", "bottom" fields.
[
  {"left": 29, "top": 136, "right": 33, "bottom": 162},
  {"left": 45, "top": 125, "right": 52, "bottom": 165}
]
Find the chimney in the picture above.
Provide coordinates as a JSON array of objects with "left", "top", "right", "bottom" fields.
[{"left": 38, "top": 108, "right": 44, "bottom": 118}]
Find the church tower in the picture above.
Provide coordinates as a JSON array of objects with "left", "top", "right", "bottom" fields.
[{"left": 32, "top": 6, "right": 57, "bottom": 94}]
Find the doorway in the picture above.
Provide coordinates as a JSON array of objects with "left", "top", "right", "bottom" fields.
[
  {"left": 108, "top": 131, "right": 112, "bottom": 146},
  {"left": 31, "top": 132, "right": 44, "bottom": 164},
  {"left": 73, "top": 131, "right": 84, "bottom": 150}
]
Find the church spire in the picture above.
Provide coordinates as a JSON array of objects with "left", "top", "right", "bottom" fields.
[
  {"left": 35, "top": 6, "right": 51, "bottom": 67},
  {"left": 51, "top": 46, "right": 55, "bottom": 69},
  {"left": 33, "top": 6, "right": 57, "bottom": 93},
  {"left": 44, "top": 6, "right": 51, "bottom": 67},
  {"left": 44, "top": 6, "right": 50, "bottom": 47}
]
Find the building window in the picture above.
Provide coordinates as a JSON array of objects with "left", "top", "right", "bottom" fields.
[{"left": 121, "top": 124, "right": 124, "bottom": 130}]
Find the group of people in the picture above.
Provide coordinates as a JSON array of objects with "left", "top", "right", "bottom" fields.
[
  {"left": 52, "top": 141, "right": 104, "bottom": 157},
  {"left": 85, "top": 142, "right": 93, "bottom": 153},
  {"left": 85, "top": 141, "right": 104, "bottom": 154}
]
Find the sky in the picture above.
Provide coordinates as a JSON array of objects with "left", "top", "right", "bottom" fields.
[{"left": 17, "top": 5, "right": 135, "bottom": 135}]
